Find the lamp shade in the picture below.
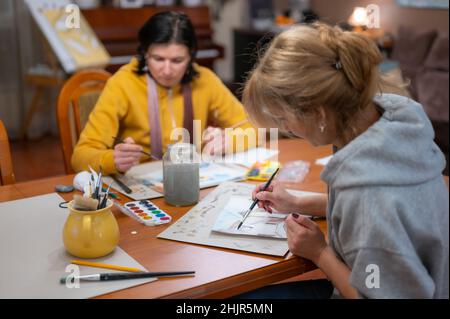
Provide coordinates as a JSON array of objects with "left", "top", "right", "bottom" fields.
[{"left": 348, "top": 7, "right": 368, "bottom": 27}]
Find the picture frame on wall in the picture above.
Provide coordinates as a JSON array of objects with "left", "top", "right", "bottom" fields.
[{"left": 396, "top": 0, "right": 449, "bottom": 9}]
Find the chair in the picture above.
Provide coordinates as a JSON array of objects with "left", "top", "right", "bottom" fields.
[
  {"left": 56, "top": 69, "right": 111, "bottom": 174},
  {"left": 0, "top": 119, "right": 15, "bottom": 185}
]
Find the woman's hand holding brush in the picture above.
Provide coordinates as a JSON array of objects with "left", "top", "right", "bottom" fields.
[{"left": 113, "top": 137, "right": 144, "bottom": 173}]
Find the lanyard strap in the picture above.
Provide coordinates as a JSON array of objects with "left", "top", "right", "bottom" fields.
[
  {"left": 147, "top": 75, "right": 193, "bottom": 159},
  {"left": 182, "top": 83, "right": 193, "bottom": 143}
]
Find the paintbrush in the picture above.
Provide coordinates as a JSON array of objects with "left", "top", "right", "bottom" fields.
[
  {"left": 98, "top": 181, "right": 112, "bottom": 209},
  {"left": 237, "top": 168, "right": 279, "bottom": 230},
  {"left": 111, "top": 136, "right": 159, "bottom": 160},
  {"left": 93, "top": 171, "right": 102, "bottom": 200}
]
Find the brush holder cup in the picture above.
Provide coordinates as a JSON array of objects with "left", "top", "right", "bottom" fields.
[{"left": 63, "top": 200, "right": 119, "bottom": 258}]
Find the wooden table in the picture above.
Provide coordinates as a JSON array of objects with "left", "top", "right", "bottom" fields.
[{"left": 1, "top": 139, "right": 332, "bottom": 298}]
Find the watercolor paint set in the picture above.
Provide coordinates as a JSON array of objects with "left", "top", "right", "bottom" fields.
[{"left": 118, "top": 200, "right": 172, "bottom": 226}]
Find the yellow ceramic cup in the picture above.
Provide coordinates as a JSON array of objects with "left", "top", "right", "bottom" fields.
[{"left": 63, "top": 200, "right": 120, "bottom": 258}]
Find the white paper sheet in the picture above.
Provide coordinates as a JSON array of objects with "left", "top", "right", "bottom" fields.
[
  {"left": 105, "top": 161, "right": 248, "bottom": 200},
  {"left": 211, "top": 147, "right": 280, "bottom": 168},
  {"left": 211, "top": 195, "right": 287, "bottom": 239},
  {"left": 0, "top": 193, "right": 155, "bottom": 299},
  {"left": 315, "top": 155, "right": 333, "bottom": 166},
  {"left": 158, "top": 182, "right": 323, "bottom": 257},
  {"left": 104, "top": 147, "right": 279, "bottom": 200},
  {"left": 143, "top": 162, "right": 248, "bottom": 189}
]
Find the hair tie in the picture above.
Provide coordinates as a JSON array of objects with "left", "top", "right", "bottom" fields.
[{"left": 333, "top": 61, "right": 343, "bottom": 70}]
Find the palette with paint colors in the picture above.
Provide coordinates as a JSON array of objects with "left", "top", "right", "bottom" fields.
[{"left": 123, "top": 200, "right": 172, "bottom": 226}]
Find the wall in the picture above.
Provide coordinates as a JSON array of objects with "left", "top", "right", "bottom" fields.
[
  {"left": 0, "top": 0, "right": 23, "bottom": 137},
  {"left": 213, "top": 0, "right": 448, "bottom": 81},
  {"left": 0, "top": 0, "right": 58, "bottom": 139},
  {"left": 209, "top": 0, "right": 292, "bottom": 82},
  {"left": 2, "top": 0, "right": 447, "bottom": 131},
  {"left": 310, "top": 0, "right": 449, "bottom": 35},
  {"left": 207, "top": 0, "right": 249, "bottom": 82}
]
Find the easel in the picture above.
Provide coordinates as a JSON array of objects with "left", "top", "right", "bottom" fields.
[{"left": 20, "top": 31, "right": 67, "bottom": 139}]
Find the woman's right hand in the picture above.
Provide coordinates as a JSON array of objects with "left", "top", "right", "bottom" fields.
[
  {"left": 253, "top": 182, "right": 329, "bottom": 216},
  {"left": 252, "top": 182, "right": 299, "bottom": 213},
  {"left": 113, "top": 137, "right": 143, "bottom": 173}
]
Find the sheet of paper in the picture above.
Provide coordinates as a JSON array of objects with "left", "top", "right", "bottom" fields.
[
  {"left": 103, "top": 175, "right": 163, "bottom": 201},
  {"left": 158, "top": 182, "right": 323, "bottom": 257},
  {"left": 212, "top": 195, "right": 287, "bottom": 239},
  {"left": 315, "top": 155, "right": 333, "bottom": 166},
  {"left": 106, "top": 147, "right": 279, "bottom": 200},
  {"left": 107, "top": 161, "right": 248, "bottom": 200},
  {"left": 212, "top": 147, "right": 280, "bottom": 168},
  {"left": 0, "top": 193, "right": 155, "bottom": 299},
  {"left": 142, "top": 162, "right": 248, "bottom": 189}
]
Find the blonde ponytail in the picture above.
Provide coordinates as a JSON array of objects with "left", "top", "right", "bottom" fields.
[{"left": 243, "top": 22, "right": 405, "bottom": 136}]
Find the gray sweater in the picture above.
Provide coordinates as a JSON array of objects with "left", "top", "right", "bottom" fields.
[{"left": 321, "top": 94, "right": 449, "bottom": 299}]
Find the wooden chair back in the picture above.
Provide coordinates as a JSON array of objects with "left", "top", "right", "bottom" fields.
[
  {"left": 57, "top": 69, "right": 111, "bottom": 174},
  {"left": 0, "top": 119, "right": 15, "bottom": 185}
]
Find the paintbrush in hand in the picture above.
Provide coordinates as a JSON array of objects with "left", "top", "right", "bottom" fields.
[{"left": 111, "top": 136, "right": 159, "bottom": 160}]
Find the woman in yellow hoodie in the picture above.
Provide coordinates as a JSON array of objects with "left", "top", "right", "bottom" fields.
[{"left": 72, "top": 11, "right": 255, "bottom": 175}]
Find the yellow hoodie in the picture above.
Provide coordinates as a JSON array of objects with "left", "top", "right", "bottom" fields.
[{"left": 71, "top": 58, "right": 256, "bottom": 175}]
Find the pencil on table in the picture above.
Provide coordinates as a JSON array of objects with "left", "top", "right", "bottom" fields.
[{"left": 70, "top": 260, "right": 144, "bottom": 273}]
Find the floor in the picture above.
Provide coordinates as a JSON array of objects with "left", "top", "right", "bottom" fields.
[{"left": 10, "top": 134, "right": 65, "bottom": 182}]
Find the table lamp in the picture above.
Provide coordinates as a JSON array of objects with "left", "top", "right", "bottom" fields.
[{"left": 348, "top": 7, "right": 368, "bottom": 32}]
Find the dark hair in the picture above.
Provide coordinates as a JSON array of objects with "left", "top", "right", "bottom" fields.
[{"left": 135, "top": 11, "right": 199, "bottom": 84}]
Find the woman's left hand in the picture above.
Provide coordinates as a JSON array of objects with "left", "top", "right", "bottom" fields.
[
  {"left": 203, "top": 126, "right": 227, "bottom": 156},
  {"left": 285, "top": 213, "right": 328, "bottom": 264}
]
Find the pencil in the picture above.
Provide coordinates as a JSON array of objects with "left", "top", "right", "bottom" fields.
[{"left": 70, "top": 260, "right": 144, "bottom": 273}]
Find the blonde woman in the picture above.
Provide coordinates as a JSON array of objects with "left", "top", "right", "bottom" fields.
[{"left": 239, "top": 23, "right": 449, "bottom": 299}]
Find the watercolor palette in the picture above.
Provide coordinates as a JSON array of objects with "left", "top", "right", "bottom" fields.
[{"left": 122, "top": 200, "right": 172, "bottom": 226}]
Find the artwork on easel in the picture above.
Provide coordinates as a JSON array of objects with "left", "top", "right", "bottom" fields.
[{"left": 24, "top": 0, "right": 110, "bottom": 73}]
